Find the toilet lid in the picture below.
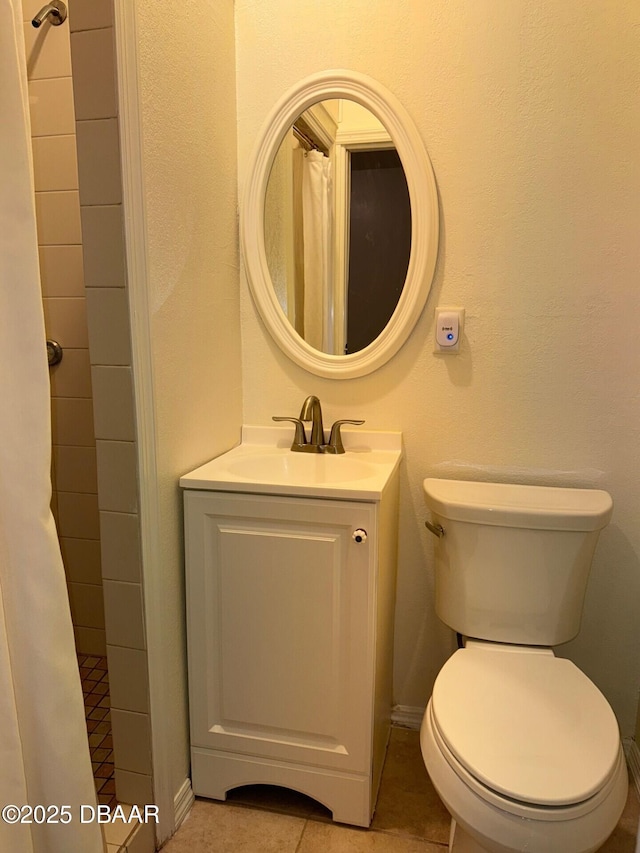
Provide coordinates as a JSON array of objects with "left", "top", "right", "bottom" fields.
[{"left": 431, "top": 645, "right": 621, "bottom": 807}]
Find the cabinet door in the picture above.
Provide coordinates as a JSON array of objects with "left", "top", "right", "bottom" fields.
[{"left": 185, "top": 490, "right": 377, "bottom": 773}]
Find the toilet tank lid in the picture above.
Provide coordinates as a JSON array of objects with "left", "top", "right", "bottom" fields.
[
  {"left": 423, "top": 478, "right": 613, "bottom": 531},
  {"left": 431, "top": 646, "right": 621, "bottom": 807}
]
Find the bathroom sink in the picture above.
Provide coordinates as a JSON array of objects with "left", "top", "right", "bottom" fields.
[
  {"left": 226, "top": 452, "right": 377, "bottom": 484},
  {"left": 180, "top": 425, "right": 403, "bottom": 500}
]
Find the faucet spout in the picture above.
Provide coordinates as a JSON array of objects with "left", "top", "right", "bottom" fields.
[{"left": 299, "top": 395, "right": 325, "bottom": 449}]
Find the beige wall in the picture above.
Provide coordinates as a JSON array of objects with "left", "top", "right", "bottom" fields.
[
  {"left": 22, "top": 0, "right": 105, "bottom": 656},
  {"left": 236, "top": 1, "right": 640, "bottom": 735},
  {"left": 134, "top": 0, "right": 242, "bottom": 802}
]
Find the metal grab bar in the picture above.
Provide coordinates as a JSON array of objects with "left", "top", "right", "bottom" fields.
[{"left": 32, "top": 1, "right": 67, "bottom": 28}]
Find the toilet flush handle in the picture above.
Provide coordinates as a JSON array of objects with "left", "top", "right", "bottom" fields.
[{"left": 425, "top": 520, "right": 445, "bottom": 538}]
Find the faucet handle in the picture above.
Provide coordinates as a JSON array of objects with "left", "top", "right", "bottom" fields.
[
  {"left": 272, "top": 416, "right": 307, "bottom": 450},
  {"left": 325, "top": 419, "right": 365, "bottom": 454}
]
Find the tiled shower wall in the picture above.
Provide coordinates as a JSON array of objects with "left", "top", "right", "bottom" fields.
[
  {"left": 24, "top": 0, "right": 154, "bottom": 815},
  {"left": 68, "top": 0, "right": 154, "bottom": 812},
  {"left": 23, "top": 0, "right": 105, "bottom": 656}
]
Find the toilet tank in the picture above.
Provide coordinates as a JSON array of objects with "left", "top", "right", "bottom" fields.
[{"left": 423, "top": 479, "right": 613, "bottom": 646}]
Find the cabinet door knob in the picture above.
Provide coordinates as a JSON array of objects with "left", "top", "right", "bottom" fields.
[{"left": 352, "top": 529, "right": 368, "bottom": 544}]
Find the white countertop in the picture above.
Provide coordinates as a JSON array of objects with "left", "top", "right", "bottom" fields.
[{"left": 180, "top": 425, "right": 403, "bottom": 501}]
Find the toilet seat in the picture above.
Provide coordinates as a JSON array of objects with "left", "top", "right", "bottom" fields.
[{"left": 431, "top": 642, "right": 621, "bottom": 810}]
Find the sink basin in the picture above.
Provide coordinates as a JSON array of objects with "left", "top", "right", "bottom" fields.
[
  {"left": 180, "top": 425, "right": 402, "bottom": 499},
  {"left": 226, "top": 452, "right": 377, "bottom": 484}
]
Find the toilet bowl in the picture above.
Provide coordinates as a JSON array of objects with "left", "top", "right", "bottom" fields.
[
  {"left": 421, "top": 478, "right": 628, "bottom": 853},
  {"left": 420, "top": 641, "right": 628, "bottom": 853}
]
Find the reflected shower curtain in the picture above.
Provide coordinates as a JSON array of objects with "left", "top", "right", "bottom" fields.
[
  {"left": 301, "top": 150, "right": 333, "bottom": 352},
  {"left": 0, "top": 2, "right": 104, "bottom": 851}
]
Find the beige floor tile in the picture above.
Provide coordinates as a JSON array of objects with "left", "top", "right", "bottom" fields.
[
  {"left": 372, "top": 728, "right": 450, "bottom": 845},
  {"left": 297, "top": 821, "right": 445, "bottom": 852},
  {"left": 157, "top": 730, "right": 639, "bottom": 852},
  {"left": 160, "top": 800, "right": 305, "bottom": 853}
]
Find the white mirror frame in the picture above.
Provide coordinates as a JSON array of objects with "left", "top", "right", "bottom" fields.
[{"left": 241, "top": 70, "right": 439, "bottom": 379}]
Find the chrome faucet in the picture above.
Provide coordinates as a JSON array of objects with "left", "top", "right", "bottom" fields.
[{"left": 273, "top": 396, "right": 364, "bottom": 454}]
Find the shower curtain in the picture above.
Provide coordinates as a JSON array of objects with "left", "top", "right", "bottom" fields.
[
  {"left": 301, "top": 150, "right": 333, "bottom": 352},
  {"left": 0, "top": 2, "right": 104, "bottom": 851}
]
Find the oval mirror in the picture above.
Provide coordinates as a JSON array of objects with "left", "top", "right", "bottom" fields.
[{"left": 241, "top": 70, "right": 439, "bottom": 379}]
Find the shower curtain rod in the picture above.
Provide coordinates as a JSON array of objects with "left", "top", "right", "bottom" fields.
[{"left": 293, "top": 123, "right": 329, "bottom": 156}]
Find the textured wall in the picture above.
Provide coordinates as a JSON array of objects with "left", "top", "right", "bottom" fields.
[
  {"left": 135, "top": 0, "right": 242, "bottom": 798},
  {"left": 236, "top": 0, "right": 640, "bottom": 734}
]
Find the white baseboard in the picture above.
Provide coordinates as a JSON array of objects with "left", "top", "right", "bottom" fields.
[
  {"left": 174, "top": 777, "right": 195, "bottom": 830},
  {"left": 623, "top": 738, "right": 640, "bottom": 802},
  {"left": 392, "top": 705, "right": 425, "bottom": 731}
]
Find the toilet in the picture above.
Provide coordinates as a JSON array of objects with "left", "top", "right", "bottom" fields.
[{"left": 420, "top": 478, "right": 628, "bottom": 853}]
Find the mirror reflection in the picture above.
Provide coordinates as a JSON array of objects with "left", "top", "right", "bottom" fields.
[{"left": 264, "top": 99, "right": 411, "bottom": 355}]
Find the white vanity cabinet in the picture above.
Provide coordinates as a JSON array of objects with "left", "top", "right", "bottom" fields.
[{"left": 183, "top": 464, "right": 399, "bottom": 827}]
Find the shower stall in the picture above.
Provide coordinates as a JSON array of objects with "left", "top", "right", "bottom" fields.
[
  {"left": 1, "top": 1, "right": 103, "bottom": 850},
  {"left": 2, "top": 1, "right": 153, "bottom": 850}
]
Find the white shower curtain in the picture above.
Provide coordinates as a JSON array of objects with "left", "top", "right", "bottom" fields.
[
  {"left": 301, "top": 150, "right": 333, "bottom": 352},
  {"left": 0, "top": 2, "right": 104, "bottom": 851}
]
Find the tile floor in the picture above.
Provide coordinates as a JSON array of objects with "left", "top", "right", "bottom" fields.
[
  {"left": 78, "top": 653, "right": 116, "bottom": 809},
  {"left": 160, "top": 728, "right": 639, "bottom": 853}
]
